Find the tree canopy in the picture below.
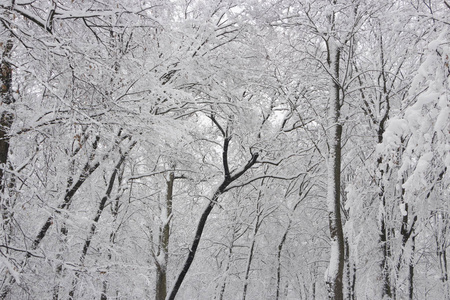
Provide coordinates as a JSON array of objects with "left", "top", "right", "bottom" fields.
[{"left": 0, "top": 1, "right": 448, "bottom": 299}]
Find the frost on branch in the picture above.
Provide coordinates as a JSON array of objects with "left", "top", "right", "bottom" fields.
[{"left": 382, "top": 29, "right": 449, "bottom": 218}]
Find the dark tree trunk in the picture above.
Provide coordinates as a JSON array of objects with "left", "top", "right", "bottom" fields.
[
  {"left": 0, "top": 38, "right": 13, "bottom": 187},
  {"left": 0, "top": 35, "right": 14, "bottom": 300},
  {"left": 325, "top": 41, "right": 345, "bottom": 300},
  {"left": 166, "top": 132, "right": 258, "bottom": 300},
  {"left": 408, "top": 233, "right": 415, "bottom": 300},
  {"left": 276, "top": 225, "right": 289, "bottom": 300},
  {"left": 344, "top": 237, "right": 357, "bottom": 300},
  {"left": 379, "top": 193, "right": 392, "bottom": 299},
  {"left": 69, "top": 143, "right": 133, "bottom": 299}
]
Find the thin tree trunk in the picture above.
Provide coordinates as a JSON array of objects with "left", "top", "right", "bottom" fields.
[
  {"left": 436, "top": 212, "right": 449, "bottom": 299},
  {"left": 69, "top": 145, "right": 133, "bottom": 299},
  {"left": 52, "top": 221, "right": 68, "bottom": 300},
  {"left": 102, "top": 161, "right": 126, "bottom": 300},
  {"left": 344, "top": 237, "right": 357, "bottom": 300},
  {"left": 408, "top": 232, "right": 415, "bottom": 300},
  {"left": 32, "top": 136, "right": 101, "bottom": 252},
  {"left": 325, "top": 40, "right": 345, "bottom": 300},
  {"left": 394, "top": 176, "right": 417, "bottom": 299},
  {"left": 0, "top": 37, "right": 13, "bottom": 189},
  {"left": 242, "top": 196, "right": 262, "bottom": 300},
  {"left": 377, "top": 24, "right": 394, "bottom": 300},
  {"left": 215, "top": 210, "right": 240, "bottom": 300},
  {"left": 312, "top": 262, "right": 317, "bottom": 300},
  {"left": 155, "top": 171, "right": 175, "bottom": 300},
  {"left": 53, "top": 150, "right": 82, "bottom": 300},
  {"left": 166, "top": 190, "right": 219, "bottom": 300},
  {"left": 379, "top": 194, "right": 392, "bottom": 299},
  {"left": 217, "top": 237, "right": 234, "bottom": 300},
  {"left": 166, "top": 132, "right": 258, "bottom": 300},
  {"left": 276, "top": 225, "right": 289, "bottom": 300},
  {"left": 0, "top": 34, "right": 14, "bottom": 300}
]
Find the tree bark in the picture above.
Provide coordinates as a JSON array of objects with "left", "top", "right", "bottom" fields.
[{"left": 325, "top": 40, "right": 345, "bottom": 300}]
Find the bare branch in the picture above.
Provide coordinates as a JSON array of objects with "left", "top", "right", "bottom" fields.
[{"left": 225, "top": 172, "right": 306, "bottom": 192}]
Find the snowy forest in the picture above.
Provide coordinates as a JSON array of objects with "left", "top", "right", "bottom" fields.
[{"left": 0, "top": 0, "right": 448, "bottom": 299}]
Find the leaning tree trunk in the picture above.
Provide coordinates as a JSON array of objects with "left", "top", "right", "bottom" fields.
[
  {"left": 166, "top": 129, "right": 258, "bottom": 300},
  {"left": 325, "top": 40, "right": 345, "bottom": 300},
  {"left": 69, "top": 141, "right": 134, "bottom": 299}
]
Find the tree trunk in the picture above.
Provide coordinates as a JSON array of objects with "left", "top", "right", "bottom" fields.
[
  {"left": 166, "top": 132, "right": 258, "bottom": 300},
  {"left": 242, "top": 194, "right": 262, "bottom": 300},
  {"left": 69, "top": 147, "right": 132, "bottom": 299},
  {"left": 0, "top": 35, "right": 14, "bottom": 300},
  {"left": 344, "top": 237, "right": 357, "bottom": 300},
  {"left": 52, "top": 221, "right": 68, "bottom": 300},
  {"left": 276, "top": 225, "right": 289, "bottom": 300},
  {"left": 217, "top": 236, "right": 234, "bottom": 300},
  {"left": 325, "top": 40, "right": 345, "bottom": 300},
  {"left": 436, "top": 212, "right": 449, "bottom": 299},
  {"left": 215, "top": 210, "right": 240, "bottom": 300},
  {"left": 376, "top": 26, "right": 393, "bottom": 300},
  {"left": 155, "top": 172, "right": 174, "bottom": 300},
  {"left": 394, "top": 176, "right": 417, "bottom": 299},
  {"left": 408, "top": 233, "right": 415, "bottom": 300},
  {"left": 0, "top": 38, "right": 13, "bottom": 189},
  {"left": 379, "top": 193, "right": 392, "bottom": 299}
]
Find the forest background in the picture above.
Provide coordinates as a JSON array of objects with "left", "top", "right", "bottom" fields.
[{"left": 0, "top": 0, "right": 449, "bottom": 299}]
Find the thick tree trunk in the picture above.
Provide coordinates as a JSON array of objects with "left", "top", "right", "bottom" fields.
[
  {"left": 325, "top": 41, "right": 345, "bottom": 300},
  {"left": 155, "top": 267, "right": 167, "bottom": 300}
]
